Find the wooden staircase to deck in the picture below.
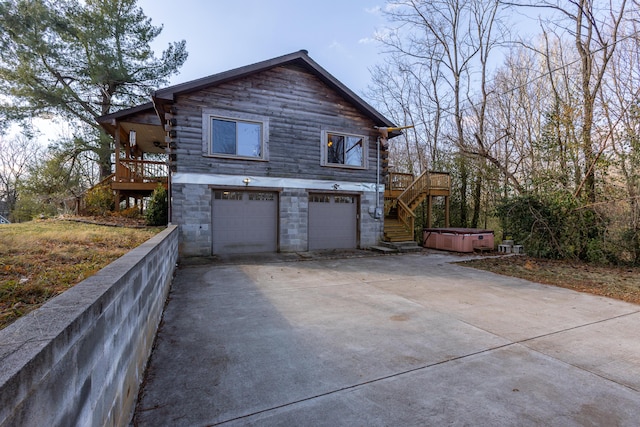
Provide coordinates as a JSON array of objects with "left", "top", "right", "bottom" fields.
[{"left": 382, "top": 171, "right": 450, "bottom": 244}]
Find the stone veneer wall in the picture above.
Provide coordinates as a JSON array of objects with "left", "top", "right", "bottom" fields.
[
  {"left": 0, "top": 225, "right": 178, "bottom": 427},
  {"left": 279, "top": 188, "right": 309, "bottom": 252},
  {"left": 360, "top": 190, "right": 383, "bottom": 248},
  {"left": 171, "top": 182, "right": 212, "bottom": 256}
]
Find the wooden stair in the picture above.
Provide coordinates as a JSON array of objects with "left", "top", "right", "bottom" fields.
[
  {"left": 382, "top": 171, "right": 451, "bottom": 246},
  {"left": 383, "top": 217, "right": 414, "bottom": 242}
]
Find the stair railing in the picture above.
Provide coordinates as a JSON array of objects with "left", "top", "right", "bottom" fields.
[
  {"left": 396, "top": 199, "right": 416, "bottom": 238},
  {"left": 394, "top": 171, "right": 434, "bottom": 240},
  {"left": 95, "top": 172, "right": 116, "bottom": 188},
  {"left": 398, "top": 170, "right": 431, "bottom": 210}
]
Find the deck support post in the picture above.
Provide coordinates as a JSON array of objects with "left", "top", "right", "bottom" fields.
[
  {"left": 426, "top": 196, "right": 433, "bottom": 228},
  {"left": 445, "top": 196, "right": 450, "bottom": 227}
]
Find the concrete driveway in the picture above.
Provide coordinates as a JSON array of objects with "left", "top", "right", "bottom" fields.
[{"left": 132, "top": 252, "right": 640, "bottom": 426}]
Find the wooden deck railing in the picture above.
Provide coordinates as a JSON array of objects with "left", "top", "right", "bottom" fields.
[
  {"left": 428, "top": 172, "right": 451, "bottom": 190},
  {"left": 116, "top": 159, "right": 167, "bottom": 183},
  {"left": 386, "top": 173, "right": 414, "bottom": 191},
  {"left": 398, "top": 170, "right": 430, "bottom": 209},
  {"left": 386, "top": 171, "right": 450, "bottom": 193}
]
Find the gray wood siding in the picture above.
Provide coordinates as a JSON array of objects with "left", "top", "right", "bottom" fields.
[{"left": 170, "top": 65, "right": 380, "bottom": 183}]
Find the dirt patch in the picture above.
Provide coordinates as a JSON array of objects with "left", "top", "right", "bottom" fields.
[{"left": 459, "top": 255, "right": 640, "bottom": 305}]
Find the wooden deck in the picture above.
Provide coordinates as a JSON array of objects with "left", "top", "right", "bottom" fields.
[
  {"left": 384, "top": 172, "right": 450, "bottom": 196},
  {"left": 108, "top": 159, "right": 168, "bottom": 208}
]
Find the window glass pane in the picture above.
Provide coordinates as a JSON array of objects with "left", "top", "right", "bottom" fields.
[
  {"left": 335, "top": 196, "right": 354, "bottom": 204},
  {"left": 345, "top": 136, "right": 363, "bottom": 166},
  {"left": 325, "top": 132, "right": 364, "bottom": 166},
  {"left": 214, "top": 191, "right": 243, "bottom": 200},
  {"left": 248, "top": 192, "right": 274, "bottom": 201},
  {"left": 212, "top": 119, "right": 236, "bottom": 154},
  {"left": 310, "top": 194, "right": 330, "bottom": 203},
  {"left": 327, "top": 134, "right": 345, "bottom": 164},
  {"left": 237, "top": 122, "right": 262, "bottom": 157}
]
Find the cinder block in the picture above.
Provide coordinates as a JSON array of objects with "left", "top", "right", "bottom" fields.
[{"left": 498, "top": 244, "right": 511, "bottom": 254}]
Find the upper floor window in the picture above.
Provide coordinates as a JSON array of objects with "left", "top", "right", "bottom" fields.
[
  {"left": 203, "top": 110, "right": 268, "bottom": 160},
  {"left": 212, "top": 118, "right": 262, "bottom": 158},
  {"left": 323, "top": 131, "right": 367, "bottom": 168}
]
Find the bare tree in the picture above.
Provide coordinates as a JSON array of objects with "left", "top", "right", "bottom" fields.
[
  {"left": 377, "top": 0, "right": 507, "bottom": 225},
  {"left": 599, "top": 15, "right": 640, "bottom": 262},
  {"left": 367, "top": 52, "right": 449, "bottom": 175},
  {"left": 510, "top": 0, "right": 629, "bottom": 202},
  {"left": 0, "top": 135, "right": 42, "bottom": 218}
]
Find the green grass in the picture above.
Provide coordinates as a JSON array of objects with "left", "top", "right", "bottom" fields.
[{"left": 0, "top": 219, "right": 162, "bottom": 329}]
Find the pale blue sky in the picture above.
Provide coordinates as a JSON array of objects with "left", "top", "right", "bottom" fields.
[{"left": 136, "top": 0, "right": 387, "bottom": 94}]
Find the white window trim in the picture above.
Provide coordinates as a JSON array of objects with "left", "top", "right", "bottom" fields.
[
  {"left": 320, "top": 129, "right": 368, "bottom": 170},
  {"left": 202, "top": 109, "right": 269, "bottom": 161}
]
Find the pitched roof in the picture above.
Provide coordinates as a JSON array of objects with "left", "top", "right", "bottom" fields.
[
  {"left": 98, "top": 50, "right": 396, "bottom": 133},
  {"left": 151, "top": 50, "right": 395, "bottom": 127},
  {"left": 97, "top": 102, "right": 156, "bottom": 125}
]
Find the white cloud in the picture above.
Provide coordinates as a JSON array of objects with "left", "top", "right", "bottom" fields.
[
  {"left": 384, "top": 2, "right": 403, "bottom": 12},
  {"left": 358, "top": 37, "right": 376, "bottom": 44},
  {"left": 328, "top": 40, "right": 343, "bottom": 50},
  {"left": 365, "top": 5, "right": 381, "bottom": 14}
]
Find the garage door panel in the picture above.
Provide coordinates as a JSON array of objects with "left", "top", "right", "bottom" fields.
[
  {"left": 212, "top": 191, "right": 277, "bottom": 254},
  {"left": 308, "top": 193, "right": 357, "bottom": 250}
]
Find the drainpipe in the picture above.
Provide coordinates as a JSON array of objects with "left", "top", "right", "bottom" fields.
[{"left": 376, "top": 135, "right": 380, "bottom": 219}]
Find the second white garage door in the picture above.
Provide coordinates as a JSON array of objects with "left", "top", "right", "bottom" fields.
[
  {"left": 212, "top": 190, "right": 278, "bottom": 254},
  {"left": 308, "top": 193, "right": 358, "bottom": 250}
]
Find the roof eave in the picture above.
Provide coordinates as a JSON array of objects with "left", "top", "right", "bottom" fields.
[
  {"left": 96, "top": 102, "right": 156, "bottom": 136},
  {"left": 151, "top": 50, "right": 396, "bottom": 128}
]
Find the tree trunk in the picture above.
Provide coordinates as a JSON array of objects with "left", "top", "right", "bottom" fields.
[
  {"left": 471, "top": 175, "right": 482, "bottom": 228},
  {"left": 459, "top": 157, "right": 468, "bottom": 227}
]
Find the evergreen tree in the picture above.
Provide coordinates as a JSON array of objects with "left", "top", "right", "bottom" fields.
[{"left": 0, "top": 0, "right": 188, "bottom": 178}]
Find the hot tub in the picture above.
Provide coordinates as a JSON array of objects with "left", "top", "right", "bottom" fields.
[{"left": 423, "top": 228, "right": 494, "bottom": 253}]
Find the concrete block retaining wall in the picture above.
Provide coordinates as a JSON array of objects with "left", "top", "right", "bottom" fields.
[{"left": 0, "top": 225, "right": 178, "bottom": 427}]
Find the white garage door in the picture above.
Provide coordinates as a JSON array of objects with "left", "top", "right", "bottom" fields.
[
  {"left": 212, "top": 190, "right": 278, "bottom": 254},
  {"left": 308, "top": 193, "right": 358, "bottom": 250}
]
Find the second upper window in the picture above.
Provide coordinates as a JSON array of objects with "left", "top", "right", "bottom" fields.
[{"left": 323, "top": 131, "right": 366, "bottom": 168}]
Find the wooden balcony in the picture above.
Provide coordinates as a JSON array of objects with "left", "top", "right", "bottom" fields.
[
  {"left": 384, "top": 172, "right": 450, "bottom": 197},
  {"left": 112, "top": 159, "right": 168, "bottom": 192},
  {"left": 107, "top": 159, "right": 168, "bottom": 210}
]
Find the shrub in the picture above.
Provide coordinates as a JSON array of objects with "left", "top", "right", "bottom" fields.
[
  {"left": 110, "top": 206, "right": 142, "bottom": 219},
  {"left": 145, "top": 185, "right": 168, "bottom": 226},
  {"left": 496, "top": 192, "right": 608, "bottom": 263},
  {"left": 84, "top": 185, "right": 115, "bottom": 216}
]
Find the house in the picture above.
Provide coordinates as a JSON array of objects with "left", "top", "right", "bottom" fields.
[{"left": 98, "top": 50, "right": 449, "bottom": 256}]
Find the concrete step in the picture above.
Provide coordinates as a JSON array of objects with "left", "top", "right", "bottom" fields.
[
  {"left": 379, "top": 241, "right": 423, "bottom": 253},
  {"left": 369, "top": 245, "right": 398, "bottom": 254}
]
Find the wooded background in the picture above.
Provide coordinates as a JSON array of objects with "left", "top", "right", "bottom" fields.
[
  {"left": 366, "top": 0, "right": 639, "bottom": 264},
  {"left": 1, "top": 0, "right": 638, "bottom": 264}
]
